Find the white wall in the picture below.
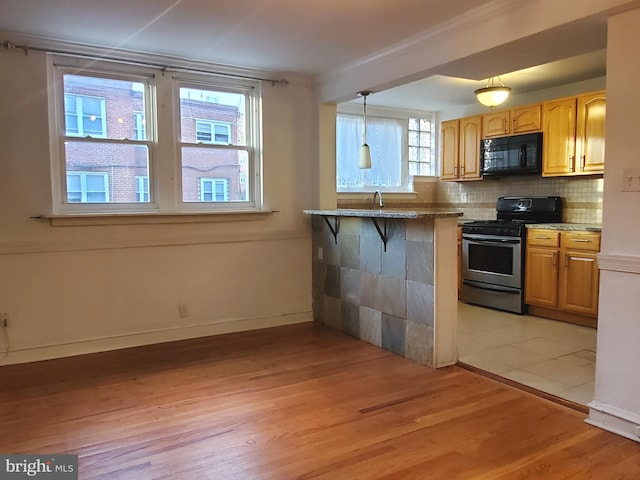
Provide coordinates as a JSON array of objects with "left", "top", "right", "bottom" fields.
[
  {"left": 0, "top": 49, "right": 316, "bottom": 364},
  {"left": 587, "top": 7, "right": 640, "bottom": 441}
]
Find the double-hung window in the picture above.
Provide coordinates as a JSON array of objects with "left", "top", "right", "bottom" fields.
[
  {"left": 335, "top": 104, "right": 435, "bottom": 192},
  {"left": 178, "top": 82, "right": 258, "bottom": 206},
  {"left": 48, "top": 55, "right": 262, "bottom": 214},
  {"left": 51, "top": 62, "right": 153, "bottom": 211}
]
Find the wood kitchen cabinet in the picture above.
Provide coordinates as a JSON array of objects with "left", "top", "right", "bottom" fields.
[
  {"left": 525, "top": 229, "right": 600, "bottom": 328},
  {"left": 576, "top": 91, "right": 606, "bottom": 174},
  {"left": 440, "top": 116, "right": 482, "bottom": 181},
  {"left": 559, "top": 232, "right": 601, "bottom": 317},
  {"left": 482, "top": 104, "right": 542, "bottom": 138},
  {"left": 542, "top": 91, "right": 606, "bottom": 176},
  {"left": 525, "top": 230, "right": 560, "bottom": 308}
]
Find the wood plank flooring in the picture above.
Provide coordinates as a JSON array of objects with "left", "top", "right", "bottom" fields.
[{"left": 1, "top": 322, "right": 639, "bottom": 479}]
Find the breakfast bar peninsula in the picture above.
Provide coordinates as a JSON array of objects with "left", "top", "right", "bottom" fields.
[{"left": 304, "top": 208, "right": 462, "bottom": 368}]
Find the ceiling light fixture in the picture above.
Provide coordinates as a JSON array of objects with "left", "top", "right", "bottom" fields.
[
  {"left": 358, "top": 90, "right": 372, "bottom": 169},
  {"left": 474, "top": 76, "right": 511, "bottom": 108}
]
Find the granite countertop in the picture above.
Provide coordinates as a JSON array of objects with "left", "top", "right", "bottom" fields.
[
  {"left": 303, "top": 208, "right": 463, "bottom": 219},
  {"left": 526, "top": 223, "right": 602, "bottom": 232}
]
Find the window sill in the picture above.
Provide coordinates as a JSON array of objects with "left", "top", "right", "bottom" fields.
[{"left": 37, "top": 210, "right": 277, "bottom": 227}]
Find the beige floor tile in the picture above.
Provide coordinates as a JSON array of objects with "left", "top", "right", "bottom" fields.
[
  {"left": 500, "top": 369, "right": 571, "bottom": 395},
  {"left": 558, "top": 383, "right": 595, "bottom": 406},
  {"left": 521, "top": 358, "right": 595, "bottom": 387},
  {"left": 574, "top": 350, "right": 597, "bottom": 362},
  {"left": 458, "top": 353, "right": 513, "bottom": 375},
  {"left": 555, "top": 352, "right": 596, "bottom": 368},
  {"left": 458, "top": 329, "right": 520, "bottom": 356},
  {"left": 509, "top": 337, "right": 584, "bottom": 358},
  {"left": 461, "top": 345, "right": 548, "bottom": 370},
  {"left": 457, "top": 302, "right": 597, "bottom": 405}
]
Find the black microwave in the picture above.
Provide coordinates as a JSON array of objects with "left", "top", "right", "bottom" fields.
[{"left": 481, "top": 132, "right": 542, "bottom": 176}]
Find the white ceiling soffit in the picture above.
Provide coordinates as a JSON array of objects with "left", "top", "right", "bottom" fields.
[
  {"left": 362, "top": 49, "right": 607, "bottom": 112},
  {"left": 0, "top": 0, "right": 494, "bottom": 75},
  {"left": 361, "top": 14, "right": 609, "bottom": 113}
]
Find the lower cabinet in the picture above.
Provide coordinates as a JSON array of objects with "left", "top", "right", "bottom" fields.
[{"left": 525, "top": 229, "right": 600, "bottom": 328}]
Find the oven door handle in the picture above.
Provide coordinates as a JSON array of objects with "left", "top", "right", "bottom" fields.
[{"left": 463, "top": 236, "right": 521, "bottom": 244}]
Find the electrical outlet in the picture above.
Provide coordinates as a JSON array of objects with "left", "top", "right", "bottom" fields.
[
  {"left": 178, "top": 303, "right": 189, "bottom": 318},
  {"left": 317, "top": 246, "right": 323, "bottom": 260},
  {"left": 622, "top": 166, "right": 640, "bottom": 192},
  {"left": 461, "top": 192, "right": 468, "bottom": 203},
  {"left": 1, "top": 313, "right": 8, "bottom": 328}
]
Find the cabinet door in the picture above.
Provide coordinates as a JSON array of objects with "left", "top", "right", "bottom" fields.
[
  {"left": 525, "top": 246, "right": 559, "bottom": 308},
  {"left": 459, "top": 116, "right": 482, "bottom": 180},
  {"left": 441, "top": 120, "right": 459, "bottom": 180},
  {"left": 482, "top": 111, "right": 510, "bottom": 138},
  {"left": 542, "top": 98, "right": 577, "bottom": 176},
  {"left": 512, "top": 104, "right": 542, "bottom": 134},
  {"left": 559, "top": 250, "right": 600, "bottom": 316},
  {"left": 576, "top": 91, "right": 606, "bottom": 174}
]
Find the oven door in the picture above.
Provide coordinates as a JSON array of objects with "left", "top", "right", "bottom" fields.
[{"left": 462, "top": 233, "right": 522, "bottom": 289}]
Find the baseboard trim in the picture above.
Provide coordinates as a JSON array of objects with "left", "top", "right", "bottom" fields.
[
  {"left": 0, "top": 312, "right": 313, "bottom": 366},
  {"left": 586, "top": 400, "right": 640, "bottom": 443}
]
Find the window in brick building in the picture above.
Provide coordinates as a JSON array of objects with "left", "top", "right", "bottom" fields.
[
  {"left": 135, "top": 176, "right": 150, "bottom": 202},
  {"left": 64, "top": 94, "right": 107, "bottom": 138},
  {"left": 66, "top": 172, "right": 109, "bottom": 203},
  {"left": 195, "top": 120, "right": 231, "bottom": 144},
  {"left": 49, "top": 56, "right": 262, "bottom": 214},
  {"left": 133, "top": 112, "right": 146, "bottom": 141},
  {"left": 199, "top": 178, "right": 229, "bottom": 202}
]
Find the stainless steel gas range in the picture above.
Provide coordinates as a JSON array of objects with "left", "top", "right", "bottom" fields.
[{"left": 461, "top": 196, "right": 562, "bottom": 314}]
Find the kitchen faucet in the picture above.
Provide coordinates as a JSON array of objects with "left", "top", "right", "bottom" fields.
[{"left": 372, "top": 190, "right": 384, "bottom": 209}]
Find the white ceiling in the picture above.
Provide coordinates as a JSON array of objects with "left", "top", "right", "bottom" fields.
[{"left": 0, "top": 0, "right": 609, "bottom": 111}]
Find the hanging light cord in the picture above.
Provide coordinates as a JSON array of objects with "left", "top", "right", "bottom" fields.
[{"left": 363, "top": 94, "right": 368, "bottom": 145}]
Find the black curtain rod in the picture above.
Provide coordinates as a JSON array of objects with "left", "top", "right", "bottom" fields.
[{"left": 1, "top": 40, "right": 289, "bottom": 86}]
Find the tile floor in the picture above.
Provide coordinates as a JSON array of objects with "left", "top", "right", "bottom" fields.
[{"left": 457, "top": 302, "right": 597, "bottom": 406}]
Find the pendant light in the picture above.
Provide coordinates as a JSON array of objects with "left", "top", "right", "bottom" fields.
[
  {"left": 474, "top": 76, "right": 511, "bottom": 108},
  {"left": 358, "top": 90, "right": 372, "bottom": 169}
]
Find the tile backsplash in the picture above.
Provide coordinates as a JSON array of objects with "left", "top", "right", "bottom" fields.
[
  {"left": 436, "top": 175, "right": 603, "bottom": 223},
  {"left": 338, "top": 175, "right": 603, "bottom": 224}
]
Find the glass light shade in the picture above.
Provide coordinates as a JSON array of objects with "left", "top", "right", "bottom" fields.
[
  {"left": 359, "top": 143, "right": 371, "bottom": 169},
  {"left": 474, "top": 86, "right": 511, "bottom": 108}
]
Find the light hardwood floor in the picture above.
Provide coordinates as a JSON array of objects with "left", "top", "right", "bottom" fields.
[{"left": 1, "top": 322, "right": 639, "bottom": 479}]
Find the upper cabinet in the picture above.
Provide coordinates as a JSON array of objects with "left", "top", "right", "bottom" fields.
[
  {"left": 441, "top": 116, "right": 482, "bottom": 181},
  {"left": 440, "top": 90, "right": 605, "bottom": 181},
  {"left": 482, "top": 104, "right": 542, "bottom": 138},
  {"left": 576, "top": 91, "right": 606, "bottom": 174},
  {"left": 542, "top": 90, "right": 606, "bottom": 176}
]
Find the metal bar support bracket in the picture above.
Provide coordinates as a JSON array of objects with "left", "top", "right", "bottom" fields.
[
  {"left": 370, "top": 218, "right": 388, "bottom": 252},
  {"left": 322, "top": 215, "right": 340, "bottom": 245}
]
